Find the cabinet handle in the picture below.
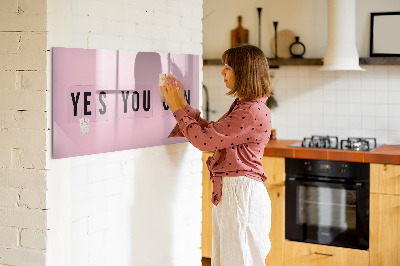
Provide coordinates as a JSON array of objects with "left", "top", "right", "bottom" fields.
[{"left": 314, "top": 252, "right": 335, "bottom": 257}]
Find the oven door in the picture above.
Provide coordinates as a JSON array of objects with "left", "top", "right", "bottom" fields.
[{"left": 285, "top": 177, "right": 369, "bottom": 250}]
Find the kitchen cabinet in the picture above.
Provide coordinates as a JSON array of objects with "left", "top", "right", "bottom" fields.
[
  {"left": 261, "top": 156, "right": 285, "bottom": 266},
  {"left": 370, "top": 163, "right": 400, "bottom": 195},
  {"left": 201, "top": 153, "right": 286, "bottom": 266},
  {"left": 370, "top": 163, "right": 400, "bottom": 266},
  {"left": 284, "top": 241, "right": 369, "bottom": 266},
  {"left": 202, "top": 152, "right": 213, "bottom": 258}
]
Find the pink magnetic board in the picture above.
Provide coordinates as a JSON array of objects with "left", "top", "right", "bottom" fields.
[{"left": 52, "top": 47, "right": 200, "bottom": 159}]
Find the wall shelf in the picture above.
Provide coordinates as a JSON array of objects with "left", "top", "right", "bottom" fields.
[{"left": 203, "top": 57, "right": 400, "bottom": 67}]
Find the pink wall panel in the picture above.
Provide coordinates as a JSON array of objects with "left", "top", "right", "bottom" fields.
[{"left": 52, "top": 47, "right": 200, "bottom": 159}]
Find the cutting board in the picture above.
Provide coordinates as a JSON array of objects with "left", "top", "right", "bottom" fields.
[{"left": 231, "top": 16, "right": 249, "bottom": 48}]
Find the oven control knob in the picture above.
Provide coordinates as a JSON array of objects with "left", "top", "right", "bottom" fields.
[
  {"left": 304, "top": 161, "right": 312, "bottom": 171},
  {"left": 340, "top": 164, "right": 347, "bottom": 174}
]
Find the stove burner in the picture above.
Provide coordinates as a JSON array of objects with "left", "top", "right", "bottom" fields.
[
  {"left": 340, "top": 137, "right": 377, "bottom": 151},
  {"left": 301, "top": 135, "right": 339, "bottom": 149},
  {"left": 295, "top": 136, "right": 379, "bottom": 151}
]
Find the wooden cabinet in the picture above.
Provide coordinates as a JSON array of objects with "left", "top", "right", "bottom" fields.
[
  {"left": 201, "top": 152, "right": 213, "bottom": 258},
  {"left": 264, "top": 184, "right": 285, "bottom": 266},
  {"left": 262, "top": 156, "right": 285, "bottom": 266},
  {"left": 370, "top": 163, "right": 400, "bottom": 266},
  {"left": 284, "top": 241, "right": 369, "bottom": 266},
  {"left": 370, "top": 163, "right": 400, "bottom": 195}
]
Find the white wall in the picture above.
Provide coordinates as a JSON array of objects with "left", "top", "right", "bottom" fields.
[
  {"left": 0, "top": 0, "right": 48, "bottom": 265},
  {"left": 203, "top": 0, "right": 400, "bottom": 58},
  {"left": 203, "top": 0, "right": 400, "bottom": 145},
  {"left": 46, "top": 1, "right": 203, "bottom": 266}
]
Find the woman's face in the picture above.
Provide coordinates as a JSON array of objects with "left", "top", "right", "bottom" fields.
[{"left": 220, "top": 64, "right": 235, "bottom": 89}]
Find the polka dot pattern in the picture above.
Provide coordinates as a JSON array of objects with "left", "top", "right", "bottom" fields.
[{"left": 168, "top": 97, "right": 272, "bottom": 206}]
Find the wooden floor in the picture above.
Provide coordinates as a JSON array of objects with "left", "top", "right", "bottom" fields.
[{"left": 202, "top": 257, "right": 211, "bottom": 266}]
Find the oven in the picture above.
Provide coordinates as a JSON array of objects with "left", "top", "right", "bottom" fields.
[{"left": 285, "top": 158, "right": 370, "bottom": 250}]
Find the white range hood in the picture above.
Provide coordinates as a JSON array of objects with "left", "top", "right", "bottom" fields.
[{"left": 320, "top": 0, "right": 365, "bottom": 71}]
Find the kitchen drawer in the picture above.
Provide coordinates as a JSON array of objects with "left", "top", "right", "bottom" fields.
[{"left": 284, "top": 240, "right": 369, "bottom": 266}]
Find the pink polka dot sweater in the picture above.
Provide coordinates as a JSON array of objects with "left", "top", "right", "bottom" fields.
[{"left": 169, "top": 97, "right": 272, "bottom": 206}]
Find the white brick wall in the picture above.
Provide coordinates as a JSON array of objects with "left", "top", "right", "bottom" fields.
[
  {"left": 0, "top": 0, "right": 48, "bottom": 265},
  {"left": 46, "top": 1, "right": 203, "bottom": 266}
]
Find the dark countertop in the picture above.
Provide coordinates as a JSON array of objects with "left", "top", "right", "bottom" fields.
[{"left": 263, "top": 139, "right": 400, "bottom": 165}]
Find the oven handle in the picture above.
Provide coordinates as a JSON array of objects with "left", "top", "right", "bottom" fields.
[{"left": 286, "top": 177, "right": 364, "bottom": 189}]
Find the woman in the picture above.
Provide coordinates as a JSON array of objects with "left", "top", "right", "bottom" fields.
[{"left": 161, "top": 44, "right": 273, "bottom": 266}]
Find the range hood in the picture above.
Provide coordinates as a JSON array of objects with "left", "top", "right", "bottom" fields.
[{"left": 320, "top": 0, "right": 365, "bottom": 71}]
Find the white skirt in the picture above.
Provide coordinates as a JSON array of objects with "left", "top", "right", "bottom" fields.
[{"left": 212, "top": 176, "right": 271, "bottom": 266}]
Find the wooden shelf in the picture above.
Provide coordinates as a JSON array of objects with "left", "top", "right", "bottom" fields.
[
  {"left": 203, "top": 57, "right": 400, "bottom": 67},
  {"left": 359, "top": 57, "right": 400, "bottom": 65}
]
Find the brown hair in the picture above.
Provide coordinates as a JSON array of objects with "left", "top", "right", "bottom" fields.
[{"left": 221, "top": 44, "right": 273, "bottom": 99}]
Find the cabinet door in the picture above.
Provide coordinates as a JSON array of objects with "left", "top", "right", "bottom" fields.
[
  {"left": 264, "top": 184, "right": 284, "bottom": 266},
  {"left": 370, "top": 163, "right": 400, "bottom": 195},
  {"left": 284, "top": 241, "right": 369, "bottom": 266},
  {"left": 261, "top": 156, "right": 285, "bottom": 185},
  {"left": 370, "top": 193, "right": 400, "bottom": 266},
  {"left": 202, "top": 152, "right": 213, "bottom": 258}
]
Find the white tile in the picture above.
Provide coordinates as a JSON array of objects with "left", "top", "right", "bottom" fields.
[
  {"left": 374, "top": 130, "right": 389, "bottom": 144},
  {"left": 349, "top": 128, "right": 362, "bottom": 137},
  {"left": 310, "top": 67, "right": 324, "bottom": 77},
  {"left": 388, "top": 91, "right": 400, "bottom": 104},
  {"left": 298, "top": 67, "right": 311, "bottom": 78},
  {"left": 348, "top": 76, "right": 362, "bottom": 91},
  {"left": 311, "top": 127, "right": 324, "bottom": 136},
  {"left": 335, "top": 72, "right": 349, "bottom": 90},
  {"left": 274, "top": 67, "right": 287, "bottom": 77},
  {"left": 336, "top": 115, "right": 348, "bottom": 128},
  {"left": 388, "top": 117, "right": 400, "bottom": 131},
  {"left": 323, "top": 87, "right": 336, "bottom": 103},
  {"left": 336, "top": 128, "right": 349, "bottom": 140},
  {"left": 361, "top": 129, "right": 375, "bottom": 138},
  {"left": 322, "top": 70, "right": 335, "bottom": 78},
  {"left": 361, "top": 104, "right": 374, "bottom": 116},
  {"left": 374, "top": 78, "right": 388, "bottom": 91},
  {"left": 389, "top": 104, "right": 400, "bottom": 117},
  {"left": 362, "top": 65, "right": 375, "bottom": 74},
  {"left": 323, "top": 103, "right": 336, "bottom": 115},
  {"left": 388, "top": 65, "right": 400, "bottom": 76},
  {"left": 361, "top": 75, "right": 374, "bottom": 91},
  {"left": 361, "top": 90, "right": 374, "bottom": 104},
  {"left": 362, "top": 116, "right": 375, "bottom": 130},
  {"left": 311, "top": 114, "right": 324, "bottom": 128},
  {"left": 388, "top": 131, "right": 400, "bottom": 144},
  {"left": 310, "top": 77, "right": 324, "bottom": 90},
  {"left": 374, "top": 90, "right": 388, "bottom": 104},
  {"left": 374, "top": 117, "right": 389, "bottom": 130},
  {"left": 286, "top": 77, "right": 299, "bottom": 89},
  {"left": 348, "top": 103, "right": 362, "bottom": 116},
  {"left": 336, "top": 90, "right": 349, "bottom": 104},
  {"left": 374, "top": 65, "right": 388, "bottom": 78},
  {"left": 388, "top": 76, "right": 400, "bottom": 91},
  {"left": 298, "top": 77, "right": 311, "bottom": 89},
  {"left": 348, "top": 116, "right": 362, "bottom": 129},
  {"left": 311, "top": 102, "right": 324, "bottom": 113},
  {"left": 348, "top": 90, "right": 362, "bottom": 103},
  {"left": 311, "top": 87, "right": 323, "bottom": 101},
  {"left": 375, "top": 104, "right": 389, "bottom": 117},
  {"left": 323, "top": 115, "right": 336, "bottom": 129},
  {"left": 285, "top": 66, "right": 298, "bottom": 77},
  {"left": 336, "top": 103, "right": 349, "bottom": 116}
]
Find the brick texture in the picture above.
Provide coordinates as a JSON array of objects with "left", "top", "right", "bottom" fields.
[{"left": 0, "top": 0, "right": 47, "bottom": 264}]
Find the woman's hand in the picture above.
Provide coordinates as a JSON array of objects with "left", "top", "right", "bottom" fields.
[{"left": 161, "top": 75, "right": 185, "bottom": 113}]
